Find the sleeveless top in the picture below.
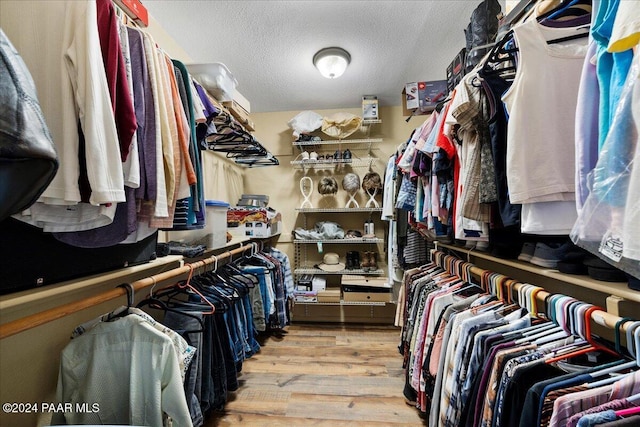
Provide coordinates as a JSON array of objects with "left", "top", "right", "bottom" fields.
[{"left": 501, "top": 19, "right": 588, "bottom": 205}]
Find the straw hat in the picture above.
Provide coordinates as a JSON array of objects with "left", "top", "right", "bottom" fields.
[{"left": 317, "top": 252, "right": 345, "bottom": 272}]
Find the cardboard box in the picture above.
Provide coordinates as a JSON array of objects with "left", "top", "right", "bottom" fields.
[
  {"left": 402, "top": 80, "right": 449, "bottom": 116},
  {"left": 113, "top": 0, "right": 148, "bottom": 27},
  {"left": 232, "top": 88, "right": 251, "bottom": 113},
  {"left": 227, "top": 208, "right": 269, "bottom": 225},
  {"left": 317, "top": 289, "right": 341, "bottom": 303},
  {"left": 446, "top": 48, "right": 467, "bottom": 93},
  {"left": 341, "top": 275, "right": 391, "bottom": 288},
  {"left": 362, "top": 95, "right": 379, "bottom": 119},
  {"left": 291, "top": 301, "right": 396, "bottom": 324},
  {"left": 342, "top": 290, "right": 392, "bottom": 303},
  {"left": 222, "top": 100, "right": 255, "bottom": 131},
  {"left": 228, "top": 221, "right": 272, "bottom": 238}
]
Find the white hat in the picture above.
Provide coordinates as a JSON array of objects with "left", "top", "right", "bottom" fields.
[{"left": 317, "top": 252, "right": 345, "bottom": 272}]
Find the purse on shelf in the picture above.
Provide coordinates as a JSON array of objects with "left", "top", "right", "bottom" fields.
[{"left": 0, "top": 29, "right": 58, "bottom": 221}]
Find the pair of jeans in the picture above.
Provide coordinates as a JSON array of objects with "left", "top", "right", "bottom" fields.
[{"left": 162, "top": 311, "right": 204, "bottom": 427}]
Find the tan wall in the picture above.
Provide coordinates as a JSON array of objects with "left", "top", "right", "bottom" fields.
[{"left": 246, "top": 105, "right": 422, "bottom": 263}]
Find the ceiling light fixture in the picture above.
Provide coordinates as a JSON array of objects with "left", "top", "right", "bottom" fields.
[{"left": 313, "top": 47, "right": 351, "bottom": 79}]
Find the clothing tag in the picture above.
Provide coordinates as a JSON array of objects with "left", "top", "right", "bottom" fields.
[
  {"left": 317, "top": 241, "right": 323, "bottom": 253},
  {"left": 599, "top": 233, "right": 623, "bottom": 263},
  {"left": 586, "top": 351, "right": 600, "bottom": 364}
]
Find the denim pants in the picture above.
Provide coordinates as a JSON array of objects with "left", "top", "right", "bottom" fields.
[{"left": 162, "top": 311, "right": 204, "bottom": 427}]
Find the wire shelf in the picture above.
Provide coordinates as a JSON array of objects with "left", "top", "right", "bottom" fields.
[
  {"left": 292, "top": 138, "right": 382, "bottom": 147},
  {"left": 294, "top": 239, "right": 383, "bottom": 244},
  {"left": 294, "top": 268, "right": 385, "bottom": 275},
  {"left": 296, "top": 207, "right": 383, "bottom": 213},
  {"left": 290, "top": 157, "right": 377, "bottom": 169},
  {"left": 293, "top": 301, "right": 388, "bottom": 306}
]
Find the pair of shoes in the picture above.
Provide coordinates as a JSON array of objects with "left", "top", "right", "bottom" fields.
[
  {"left": 584, "top": 257, "right": 627, "bottom": 282},
  {"left": 346, "top": 251, "right": 360, "bottom": 269},
  {"left": 342, "top": 149, "right": 352, "bottom": 162},
  {"left": 296, "top": 134, "right": 321, "bottom": 143},
  {"left": 331, "top": 149, "right": 352, "bottom": 162},
  {"left": 518, "top": 242, "right": 536, "bottom": 262},
  {"left": 529, "top": 241, "right": 574, "bottom": 269},
  {"left": 360, "top": 251, "right": 378, "bottom": 272}
]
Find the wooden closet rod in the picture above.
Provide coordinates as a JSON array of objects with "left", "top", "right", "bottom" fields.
[
  {"left": 431, "top": 250, "right": 635, "bottom": 335},
  {"left": 0, "top": 243, "right": 255, "bottom": 340}
]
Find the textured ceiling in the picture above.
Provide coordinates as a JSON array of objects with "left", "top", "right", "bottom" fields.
[{"left": 145, "top": 1, "right": 503, "bottom": 113}]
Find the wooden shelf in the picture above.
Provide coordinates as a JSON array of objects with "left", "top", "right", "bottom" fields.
[{"left": 436, "top": 243, "right": 640, "bottom": 304}]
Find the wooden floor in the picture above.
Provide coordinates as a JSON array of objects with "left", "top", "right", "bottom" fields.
[{"left": 204, "top": 323, "right": 427, "bottom": 426}]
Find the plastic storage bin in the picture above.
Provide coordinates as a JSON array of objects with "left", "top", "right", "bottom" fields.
[
  {"left": 186, "top": 62, "right": 238, "bottom": 101},
  {"left": 166, "top": 200, "right": 230, "bottom": 250}
]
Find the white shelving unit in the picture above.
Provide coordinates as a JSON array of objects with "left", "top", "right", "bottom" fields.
[{"left": 289, "top": 116, "right": 394, "bottom": 323}]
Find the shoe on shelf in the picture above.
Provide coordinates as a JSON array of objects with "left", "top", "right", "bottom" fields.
[
  {"left": 300, "top": 151, "right": 310, "bottom": 162},
  {"left": 333, "top": 150, "right": 341, "bottom": 161},
  {"left": 360, "top": 251, "right": 371, "bottom": 271},
  {"left": 369, "top": 251, "right": 378, "bottom": 271},
  {"left": 346, "top": 251, "right": 360, "bottom": 270},
  {"left": 309, "top": 151, "right": 318, "bottom": 162},
  {"left": 529, "top": 241, "right": 574, "bottom": 269},
  {"left": 342, "top": 149, "right": 352, "bottom": 162},
  {"left": 517, "top": 242, "right": 536, "bottom": 262}
]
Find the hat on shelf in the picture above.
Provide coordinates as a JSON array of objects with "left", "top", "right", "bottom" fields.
[
  {"left": 321, "top": 112, "right": 362, "bottom": 139},
  {"left": 287, "top": 110, "right": 323, "bottom": 138},
  {"left": 317, "top": 252, "right": 346, "bottom": 272},
  {"left": 318, "top": 177, "right": 338, "bottom": 195}
]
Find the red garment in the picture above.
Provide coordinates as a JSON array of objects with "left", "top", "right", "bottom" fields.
[
  {"left": 434, "top": 101, "right": 459, "bottom": 236},
  {"left": 96, "top": 0, "right": 137, "bottom": 162}
]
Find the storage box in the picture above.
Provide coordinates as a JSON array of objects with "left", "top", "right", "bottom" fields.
[
  {"left": 113, "top": 0, "right": 148, "bottom": 27},
  {"left": 232, "top": 88, "right": 251, "bottom": 113},
  {"left": 341, "top": 275, "right": 391, "bottom": 288},
  {"left": 342, "top": 289, "right": 392, "bottom": 303},
  {"left": 222, "top": 100, "right": 255, "bottom": 131},
  {"left": 228, "top": 221, "right": 272, "bottom": 238},
  {"left": 186, "top": 62, "right": 238, "bottom": 102},
  {"left": 317, "top": 289, "right": 341, "bottom": 303},
  {"left": 291, "top": 301, "right": 396, "bottom": 324},
  {"left": 167, "top": 200, "right": 230, "bottom": 250},
  {"left": 402, "top": 80, "right": 449, "bottom": 116},
  {"left": 446, "top": 48, "right": 467, "bottom": 93},
  {"left": 362, "top": 95, "right": 379, "bottom": 119}
]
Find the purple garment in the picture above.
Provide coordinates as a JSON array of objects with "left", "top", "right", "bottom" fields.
[
  {"left": 575, "top": 40, "right": 599, "bottom": 212},
  {"left": 194, "top": 81, "right": 219, "bottom": 119},
  {"left": 127, "top": 26, "right": 157, "bottom": 202},
  {"left": 54, "top": 187, "right": 135, "bottom": 248}
]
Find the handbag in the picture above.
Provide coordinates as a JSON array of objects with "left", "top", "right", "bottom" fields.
[{"left": 0, "top": 29, "right": 58, "bottom": 221}]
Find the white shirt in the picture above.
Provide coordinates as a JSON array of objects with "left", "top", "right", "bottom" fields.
[{"left": 52, "top": 315, "right": 192, "bottom": 427}]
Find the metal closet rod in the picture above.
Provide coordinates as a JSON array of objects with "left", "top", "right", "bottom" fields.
[{"left": 0, "top": 243, "right": 256, "bottom": 340}]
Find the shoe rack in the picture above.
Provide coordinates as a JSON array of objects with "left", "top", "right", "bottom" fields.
[{"left": 290, "top": 119, "right": 382, "bottom": 172}]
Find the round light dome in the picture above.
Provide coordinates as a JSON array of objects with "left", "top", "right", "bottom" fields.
[{"left": 313, "top": 47, "right": 351, "bottom": 79}]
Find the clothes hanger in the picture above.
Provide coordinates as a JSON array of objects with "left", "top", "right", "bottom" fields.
[
  {"left": 105, "top": 283, "right": 136, "bottom": 321},
  {"left": 545, "top": 305, "right": 620, "bottom": 364},
  {"left": 135, "top": 296, "right": 205, "bottom": 332}
]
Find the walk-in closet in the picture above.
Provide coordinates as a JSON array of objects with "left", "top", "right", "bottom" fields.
[{"left": 1, "top": 0, "right": 639, "bottom": 426}]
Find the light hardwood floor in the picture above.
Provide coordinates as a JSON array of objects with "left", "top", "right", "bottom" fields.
[{"left": 204, "top": 324, "right": 427, "bottom": 426}]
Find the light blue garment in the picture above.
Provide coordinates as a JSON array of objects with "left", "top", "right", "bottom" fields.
[{"left": 576, "top": 409, "right": 617, "bottom": 427}]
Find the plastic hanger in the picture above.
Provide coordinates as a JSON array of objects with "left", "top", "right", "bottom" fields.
[{"left": 545, "top": 306, "right": 620, "bottom": 364}]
